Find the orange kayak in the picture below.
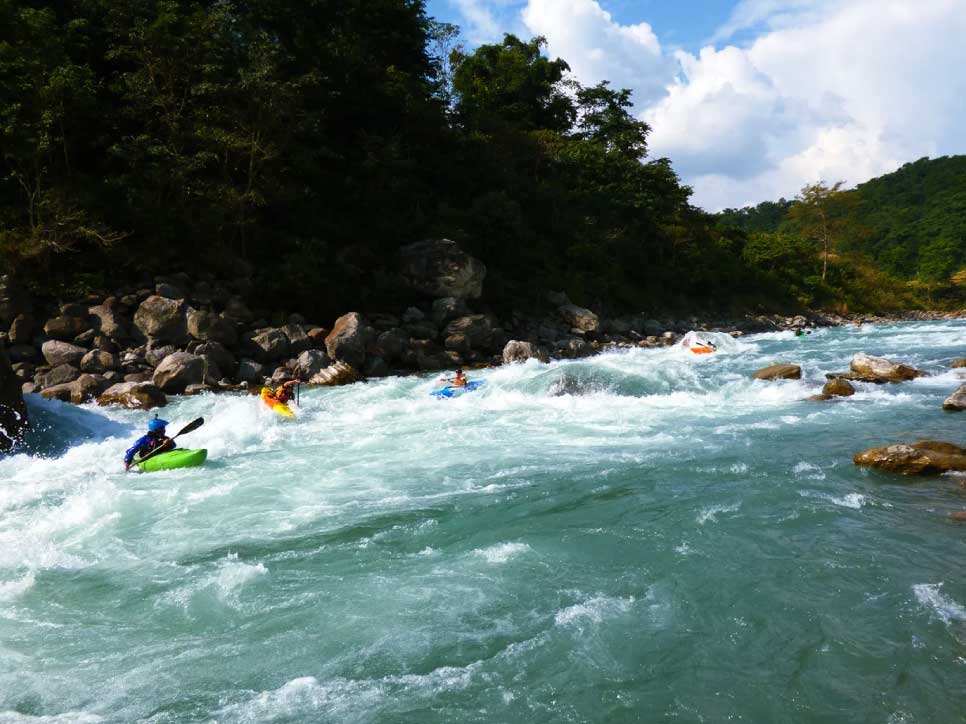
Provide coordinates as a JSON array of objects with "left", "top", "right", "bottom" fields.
[
  {"left": 690, "top": 346, "right": 715, "bottom": 355},
  {"left": 261, "top": 387, "right": 295, "bottom": 417}
]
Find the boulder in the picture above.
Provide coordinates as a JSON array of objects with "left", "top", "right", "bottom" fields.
[
  {"left": 854, "top": 440, "right": 966, "bottom": 476},
  {"left": 432, "top": 297, "right": 470, "bottom": 325},
  {"left": 145, "top": 344, "right": 177, "bottom": 368},
  {"left": 41, "top": 374, "right": 109, "bottom": 404},
  {"left": 942, "top": 384, "right": 966, "bottom": 411},
  {"left": 152, "top": 352, "right": 205, "bottom": 393},
  {"left": 558, "top": 304, "right": 600, "bottom": 333},
  {"left": 8, "top": 314, "right": 34, "bottom": 345},
  {"left": 281, "top": 324, "right": 312, "bottom": 355},
  {"left": 444, "top": 333, "right": 471, "bottom": 353},
  {"left": 398, "top": 238, "right": 486, "bottom": 299},
  {"left": 92, "top": 335, "right": 118, "bottom": 353},
  {"left": 196, "top": 341, "right": 237, "bottom": 376},
  {"left": 43, "top": 315, "right": 90, "bottom": 341},
  {"left": 97, "top": 381, "right": 167, "bottom": 409},
  {"left": 850, "top": 353, "right": 926, "bottom": 383},
  {"left": 238, "top": 358, "right": 266, "bottom": 384},
  {"left": 951, "top": 512, "right": 966, "bottom": 522},
  {"left": 443, "top": 315, "right": 496, "bottom": 350},
  {"left": 296, "top": 349, "right": 330, "bottom": 378},
  {"left": 952, "top": 358, "right": 966, "bottom": 369},
  {"left": 308, "top": 360, "right": 362, "bottom": 386},
  {"left": 88, "top": 299, "right": 128, "bottom": 339},
  {"left": 155, "top": 282, "right": 185, "bottom": 300},
  {"left": 187, "top": 309, "right": 238, "bottom": 347},
  {"left": 373, "top": 328, "right": 410, "bottom": 363},
  {"left": 503, "top": 340, "right": 548, "bottom": 364},
  {"left": 80, "top": 350, "right": 119, "bottom": 373},
  {"left": 39, "top": 364, "right": 80, "bottom": 388},
  {"left": 248, "top": 328, "right": 290, "bottom": 362},
  {"left": 222, "top": 296, "right": 253, "bottom": 323},
  {"left": 0, "top": 340, "right": 29, "bottom": 451},
  {"left": 557, "top": 338, "right": 594, "bottom": 359},
  {"left": 134, "top": 295, "right": 187, "bottom": 343},
  {"left": 325, "top": 312, "right": 368, "bottom": 368},
  {"left": 752, "top": 364, "right": 802, "bottom": 381},
  {"left": 822, "top": 378, "right": 855, "bottom": 397},
  {"left": 41, "top": 340, "right": 86, "bottom": 367}
]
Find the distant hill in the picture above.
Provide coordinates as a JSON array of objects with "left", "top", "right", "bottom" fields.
[{"left": 717, "top": 155, "right": 966, "bottom": 280}]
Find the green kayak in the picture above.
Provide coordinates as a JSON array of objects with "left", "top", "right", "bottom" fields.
[{"left": 135, "top": 448, "right": 207, "bottom": 472}]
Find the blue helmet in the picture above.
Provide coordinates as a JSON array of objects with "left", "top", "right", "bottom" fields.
[{"left": 147, "top": 418, "right": 169, "bottom": 433}]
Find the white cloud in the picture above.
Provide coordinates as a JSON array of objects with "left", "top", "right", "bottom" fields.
[
  {"left": 521, "top": 0, "right": 675, "bottom": 108},
  {"left": 645, "top": 0, "right": 966, "bottom": 209}
]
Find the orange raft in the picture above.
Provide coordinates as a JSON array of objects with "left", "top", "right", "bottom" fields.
[
  {"left": 261, "top": 386, "right": 295, "bottom": 417},
  {"left": 689, "top": 345, "right": 715, "bottom": 355}
]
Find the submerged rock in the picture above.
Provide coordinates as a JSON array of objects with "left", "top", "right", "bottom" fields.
[
  {"left": 752, "top": 363, "right": 801, "bottom": 381},
  {"left": 951, "top": 358, "right": 966, "bottom": 369},
  {"left": 854, "top": 440, "right": 966, "bottom": 476}
]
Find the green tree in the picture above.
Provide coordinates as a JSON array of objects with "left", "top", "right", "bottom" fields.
[{"left": 787, "top": 181, "right": 857, "bottom": 282}]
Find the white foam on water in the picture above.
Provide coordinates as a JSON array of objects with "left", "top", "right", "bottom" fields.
[
  {"left": 793, "top": 462, "right": 826, "bottom": 480},
  {"left": 798, "top": 491, "right": 867, "bottom": 509},
  {"left": 0, "top": 713, "right": 105, "bottom": 724},
  {"left": 212, "top": 553, "right": 268, "bottom": 601},
  {"left": 913, "top": 583, "right": 966, "bottom": 625},
  {"left": 554, "top": 594, "right": 634, "bottom": 627},
  {"left": 0, "top": 572, "right": 35, "bottom": 602},
  {"left": 474, "top": 542, "right": 530, "bottom": 564},
  {"left": 696, "top": 503, "right": 740, "bottom": 525}
]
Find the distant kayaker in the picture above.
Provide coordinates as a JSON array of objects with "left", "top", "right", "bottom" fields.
[
  {"left": 441, "top": 369, "right": 469, "bottom": 388},
  {"left": 124, "top": 417, "right": 175, "bottom": 471}
]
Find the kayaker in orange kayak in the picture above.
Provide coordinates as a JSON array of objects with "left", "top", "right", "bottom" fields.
[{"left": 266, "top": 379, "right": 299, "bottom": 404}]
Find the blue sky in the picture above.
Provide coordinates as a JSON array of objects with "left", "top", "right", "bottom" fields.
[{"left": 421, "top": 0, "right": 966, "bottom": 211}]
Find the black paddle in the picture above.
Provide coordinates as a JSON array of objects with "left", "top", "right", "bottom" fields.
[{"left": 129, "top": 417, "right": 205, "bottom": 470}]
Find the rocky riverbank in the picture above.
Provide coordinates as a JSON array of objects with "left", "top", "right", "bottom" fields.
[{"left": 1, "top": 239, "right": 964, "bottom": 431}]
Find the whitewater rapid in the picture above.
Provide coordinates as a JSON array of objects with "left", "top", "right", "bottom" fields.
[{"left": 1, "top": 321, "right": 964, "bottom": 722}]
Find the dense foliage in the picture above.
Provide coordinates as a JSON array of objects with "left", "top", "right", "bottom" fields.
[{"left": 1, "top": 0, "right": 960, "bottom": 317}]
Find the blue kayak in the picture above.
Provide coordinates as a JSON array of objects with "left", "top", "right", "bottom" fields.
[{"left": 430, "top": 380, "right": 485, "bottom": 399}]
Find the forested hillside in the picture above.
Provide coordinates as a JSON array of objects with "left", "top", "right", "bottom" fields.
[{"left": 1, "top": 0, "right": 962, "bottom": 317}]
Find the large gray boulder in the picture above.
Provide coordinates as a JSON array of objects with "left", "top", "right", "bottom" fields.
[
  {"left": 325, "top": 312, "right": 368, "bottom": 369},
  {"left": 296, "top": 349, "right": 330, "bottom": 378},
  {"left": 281, "top": 324, "right": 313, "bottom": 355},
  {"left": 134, "top": 295, "right": 187, "bottom": 343},
  {"left": 444, "top": 315, "right": 497, "bottom": 350},
  {"left": 0, "top": 340, "right": 28, "bottom": 452},
  {"left": 503, "top": 340, "right": 549, "bottom": 364},
  {"left": 40, "top": 374, "right": 109, "bottom": 404},
  {"left": 373, "top": 328, "right": 410, "bottom": 363},
  {"left": 308, "top": 360, "right": 362, "bottom": 386},
  {"left": 152, "top": 352, "right": 205, "bottom": 393},
  {"left": 943, "top": 384, "right": 966, "bottom": 411},
  {"left": 237, "top": 358, "right": 266, "bottom": 384},
  {"left": 248, "top": 328, "right": 290, "bottom": 362},
  {"left": 187, "top": 309, "right": 238, "bottom": 347},
  {"left": 97, "top": 381, "right": 167, "bottom": 409},
  {"left": 558, "top": 304, "right": 600, "bottom": 333},
  {"left": 752, "top": 363, "right": 801, "bottom": 381},
  {"left": 399, "top": 238, "right": 486, "bottom": 299},
  {"left": 850, "top": 353, "right": 926, "bottom": 383},
  {"left": 196, "top": 341, "right": 237, "bottom": 376},
  {"left": 80, "top": 350, "right": 119, "bottom": 373},
  {"left": 38, "top": 364, "right": 80, "bottom": 388},
  {"left": 88, "top": 299, "right": 128, "bottom": 340},
  {"left": 41, "top": 340, "right": 87, "bottom": 367}
]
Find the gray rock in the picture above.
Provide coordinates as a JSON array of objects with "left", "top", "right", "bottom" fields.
[
  {"left": 308, "top": 360, "right": 362, "bottom": 386},
  {"left": 854, "top": 440, "right": 966, "bottom": 475},
  {"left": 145, "top": 344, "right": 177, "bottom": 368},
  {"left": 296, "top": 349, "right": 329, "bottom": 378},
  {"left": 363, "top": 356, "right": 390, "bottom": 378},
  {"left": 88, "top": 299, "right": 128, "bottom": 339},
  {"left": 943, "top": 384, "right": 966, "bottom": 411},
  {"left": 443, "top": 315, "right": 496, "bottom": 349},
  {"left": 187, "top": 309, "right": 238, "bottom": 347},
  {"left": 557, "top": 338, "right": 594, "bottom": 359},
  {"left": 398, "top": 238, "right": 486, "bottom": 299},
  {"left": 80, "top": 350, "right": 119, "bottom": 373},
  {"left": 373, "top": 328, "right": 410, "bottom": 363},
  {"left": 153, "top": 352, "right": 205, "bottom": 393},
  {"left": 98, "top": 381, "right": 167, "bottom": 409},
  {"left": 196, "top": 341, "right": 237, "bottom": 376},
  {"left": 822, "top": 378, "right": 855, "bottom": 397},
  {"left": 134, "top": 296, "right": 187, "bottom": 343},
  {"left": 325, "top": 312, "right": 368, "bottom": 368},
  {"left": 503, "top": 340, "right": 549, "bottom": 364},
  {"left": 281, "top": 324, "right": 312, "bottom": 355},
  {"left": 43, "top": 316, "right": 90, "bottom": 341},
  {"left": 238, "top": 358, "right": 266, "bottom": 384},
  {"left": 752, "top": 363, "right": 802, "bottom": 381},
  {"left": 558, "top": 304, "right": 600, "bottom": 333},
  {"left": 249, "top": 328, "right": 290, "bottom": 362},
  {"left": 850, "top": 353, "right": 926, "bottom": 383},
  {"left": 432, "top": 297, "right": 470, "bottom": 325},
  {"left": 8, "top": 314, "right": 34, "bottom": 345},
  {"left": 41, "top": 373, "right": 108, "bottom": 404},
  {"left": 42, "top": 340, "right": 86, "bottom": 367}
]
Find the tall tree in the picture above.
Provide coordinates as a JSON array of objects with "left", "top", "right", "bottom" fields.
[{"left": 787, "top": 181, "right": 856, "bottom": 281}]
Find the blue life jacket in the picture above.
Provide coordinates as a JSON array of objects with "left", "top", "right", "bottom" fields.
[{"left": 124, "top": 433, "right": 175, "bottom": 464}]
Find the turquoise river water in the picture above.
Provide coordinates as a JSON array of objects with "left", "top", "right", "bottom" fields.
[{"left": 1, "top": 321, "right": 965, "bottom": 723}]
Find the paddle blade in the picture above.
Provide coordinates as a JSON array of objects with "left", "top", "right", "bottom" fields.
[{"left": 175, "top": 417, "right": 204, "bottom": 438}]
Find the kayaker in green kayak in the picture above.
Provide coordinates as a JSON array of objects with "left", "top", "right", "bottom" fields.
[{"left": 124, "top": 417, "right": 175, "bottom": 471}]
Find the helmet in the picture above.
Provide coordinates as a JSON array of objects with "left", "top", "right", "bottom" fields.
[{"left": 147, "top": 417, "right": 169, "bottom": 433}]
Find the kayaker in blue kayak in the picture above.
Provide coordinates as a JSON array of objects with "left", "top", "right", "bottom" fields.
[{"left": 124, "top": 417, "right": 175, "bottom": 471}]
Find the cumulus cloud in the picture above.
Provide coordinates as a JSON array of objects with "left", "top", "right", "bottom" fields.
[{"left": 645, "top": 0, "right": 966, "bottom": 209}]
